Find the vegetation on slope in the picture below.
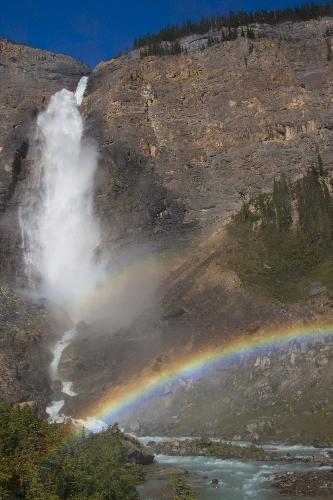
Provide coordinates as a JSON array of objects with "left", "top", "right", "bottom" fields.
[
  {"left": 0, "top": 402, "right": 143, "bottom": 499},
  {"left": 139, "top": 40, "right": 182, "bottom": 58},
  {"left": 134, "top": 1, "right": 333, "bottom": 57},
  {"left": 224, "top": 167, "right": 333, "bottom": 302}
]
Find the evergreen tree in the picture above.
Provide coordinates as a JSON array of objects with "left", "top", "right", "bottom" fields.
[{"left": 247, "top": 27, "right": 256, "bottom": 39}]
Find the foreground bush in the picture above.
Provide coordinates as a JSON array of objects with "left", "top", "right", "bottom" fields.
[{"left": 0, "top": 402, "right": 142, "bottom": 499}]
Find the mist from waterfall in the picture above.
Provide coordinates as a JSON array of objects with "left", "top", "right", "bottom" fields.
[{"left": 21, "top": 77, "right": 104, "bottom": 317}]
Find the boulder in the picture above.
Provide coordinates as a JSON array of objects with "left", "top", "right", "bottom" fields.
[{"left": 122, "top": 437, "right": 154, "bottom": 465}]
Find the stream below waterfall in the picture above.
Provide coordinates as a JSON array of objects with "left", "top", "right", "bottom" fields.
[
  {"left": 46, "top": 328, "right": 77, "bottom": 422},
  {"left": 46, "top": 328, "right": 107, "bottom": 432}
]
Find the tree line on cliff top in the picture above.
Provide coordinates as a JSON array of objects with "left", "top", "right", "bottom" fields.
[{"left": 133, "top": 1, "right": 333, "bottom": 57}]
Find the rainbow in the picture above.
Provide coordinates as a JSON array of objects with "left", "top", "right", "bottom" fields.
[{"left": 82, "top": 317, "right": 333, "bottom": 426}]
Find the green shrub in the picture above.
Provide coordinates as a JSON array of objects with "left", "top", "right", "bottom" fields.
[
  {"left": 0, "top": 402, "right": 142, "bottom": 499},
  {"left": 173, "top": 472, "right": 197, "bottom": 499}
]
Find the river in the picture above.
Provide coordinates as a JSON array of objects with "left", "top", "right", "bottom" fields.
[{"left": 137, "top": 437, "right": 332, "bottom": 499}]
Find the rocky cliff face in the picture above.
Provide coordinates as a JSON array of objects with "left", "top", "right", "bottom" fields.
[
  {"left": 0, "top": 287, "right": 59, "bottom": 410},
  {"left": 82, "top": 17, "right": 333, "bottom": 251},
  {"left": 1, "top": 19, "right": 333, "bottom": 441},
  {"left": 65, "top": 17, "right": 333, "bottom": 442}
]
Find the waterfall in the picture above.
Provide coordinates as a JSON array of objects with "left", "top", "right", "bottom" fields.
[
  {"left": 21, "top": 76, "right": 104, "bottom": 316},
  {"left": 75, "top": 76, "right": 88, "bottom": 106},
  {"left": 20, "top": 76, "right": 104, "bottom": 423}
]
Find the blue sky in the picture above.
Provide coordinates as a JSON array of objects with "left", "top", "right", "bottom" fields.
[{"left": 1, "top": 0, "right": 309, "bottom": 67}]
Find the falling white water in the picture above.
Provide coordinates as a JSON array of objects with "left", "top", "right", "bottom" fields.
[
  {"left": 46, "top": 400, "right": 66, "bottom": 422},
  {"left": 62, "top": 381, "right": 77, "bottom": 397},
  {"left": 21, "top": 76, "right": 105, "bottom": 423},
  {"left": 49, "top": 328, "right": 77, "bottom": 394},
  {"left": 21, "top": 76, "right": 104, "bottom": 316},
  {"left": 75, "top": 76, "right": 88, "bottom": 106}
]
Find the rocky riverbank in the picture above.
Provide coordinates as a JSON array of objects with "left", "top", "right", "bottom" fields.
[
  {"left": 273, "top": 470, "right": 333, "bottom": 496},
  {"left": 148, "top": 437, "right": 333, "bottom": 465},
  {"left": 276, "top": 452, "right": 333, "bottom": 467},
  {"left": 148, "top": 437, "right": 270, "bottom": 460}
]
